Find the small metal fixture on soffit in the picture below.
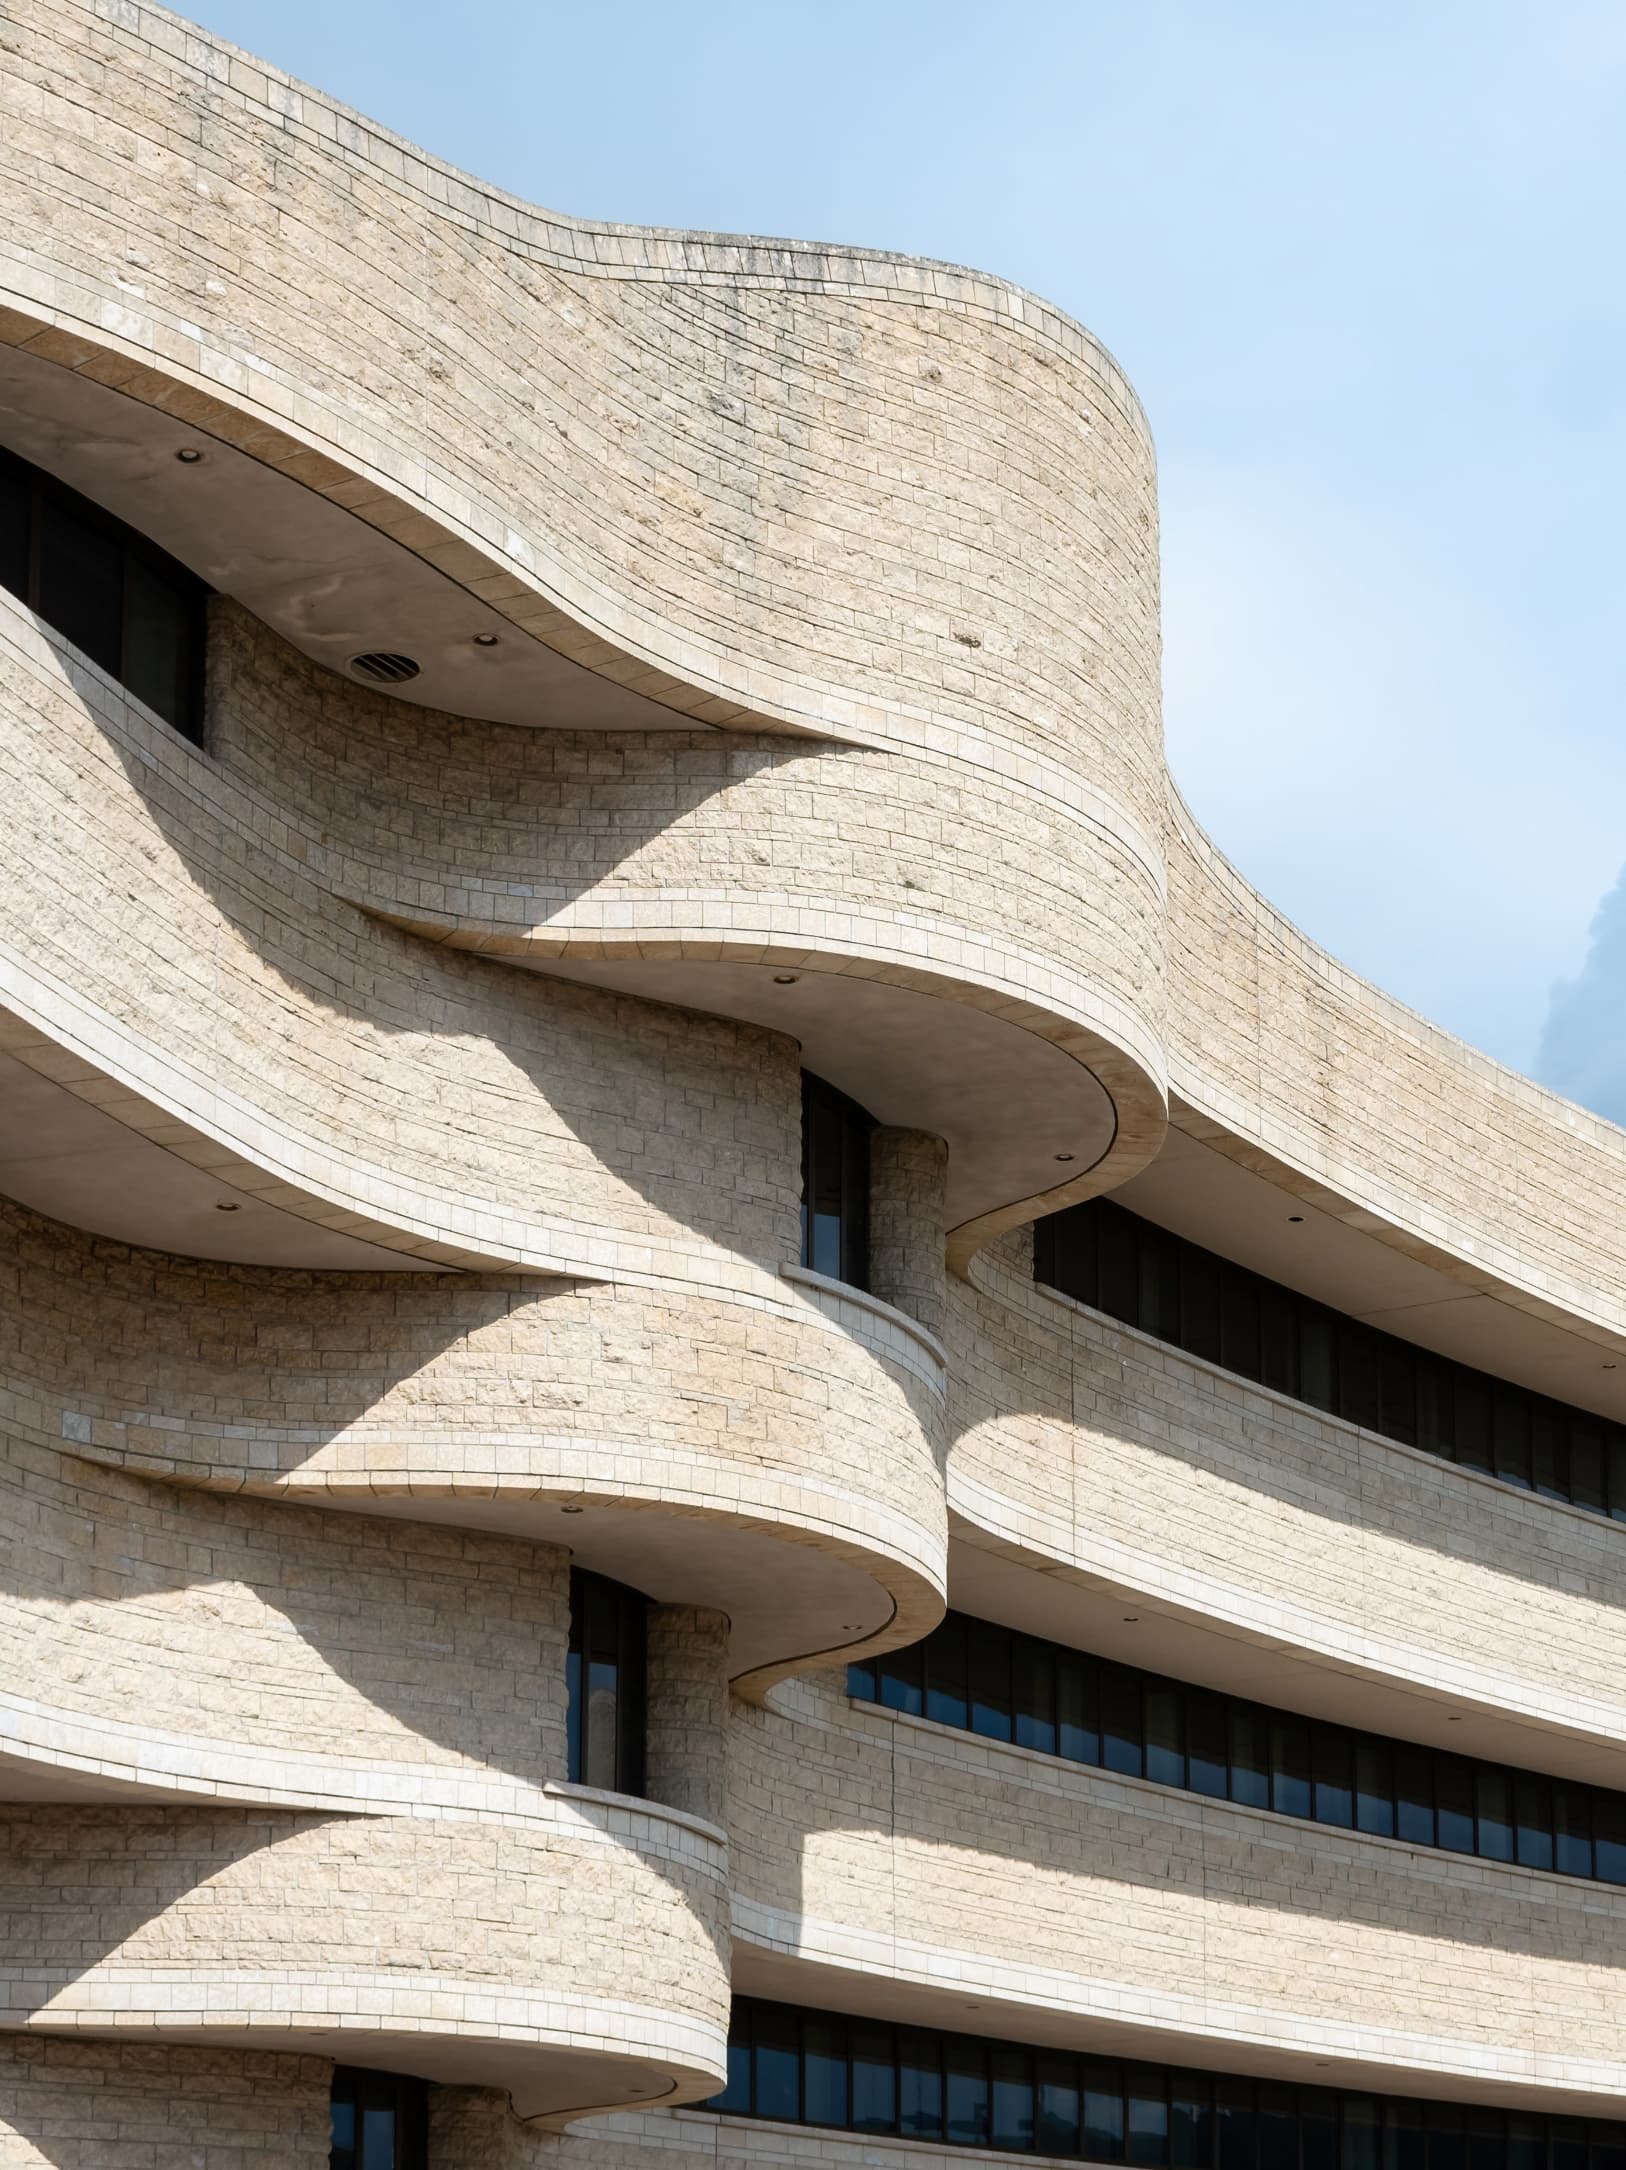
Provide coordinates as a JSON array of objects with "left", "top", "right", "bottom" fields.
[{"left": 349, "top": 651, "right": 421, "bottom": 684}]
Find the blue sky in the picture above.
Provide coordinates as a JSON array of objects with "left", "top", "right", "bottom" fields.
[{"left": 179, "top": 0, "right": 1626, "bottom": 1109}]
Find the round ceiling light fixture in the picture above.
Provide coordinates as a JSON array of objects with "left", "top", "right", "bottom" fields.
[
  {"left": 772, "top": 973, "right": 798, "bottom": 985},
  {"left": 1288, "top": 1213, "right": 1305, "bottom": 1223},
  {"left": 349, "top": 651, "right": 421, "bottom": 685},
  {"left": 1054, "top": 1152, "right": 1075, "bottom": 1162},
  {"left": 175, "top": 445, "right": 204, "bottom": 463},
  {"left": 473, "top": 632, "right": 500, "bottom": 647},
  {"left": 214, "top": 1201, "right": 240, "bottom": 1212}
]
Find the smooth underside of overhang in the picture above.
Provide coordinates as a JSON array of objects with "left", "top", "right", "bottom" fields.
[
  {"left": 944, "top": 1529, "right": 1626, "bottom": 1793},
  {"left": 0, "top": 341, "right": 691, "bottom": 732},
  {"left": 511, "top": 955, "right": 1121, "bottom": 1235},
  {"left": 0, "top": 1039, "right": 434, "bottom": 1270},
  {"left": 304, "top": 1486, "right": 904, "bottom": 1690},
  {"left": 1117, "top": 1123, "right": 1626, "bottom": 1422}
]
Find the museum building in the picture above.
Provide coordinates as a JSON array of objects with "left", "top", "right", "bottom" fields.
[{"left": 1, "top": 5, "right": 1625, "bottom": 2165}]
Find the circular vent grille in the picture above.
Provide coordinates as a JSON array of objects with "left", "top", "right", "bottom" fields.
[{"left": 349, "top": 650, "right": 421, "bottom": 684}]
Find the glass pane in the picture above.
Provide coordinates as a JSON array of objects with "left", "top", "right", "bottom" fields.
[
  {"left": 1303, "top": 2091, "right": 1339, "bottom": 2170},
  {"left": 1146, "top": 1683, "right": 1184, "bottom": 1788},
  {"left": 1476, "top": 1768, "right": 1513, "bottom": 1862},
  {"left": 1188, "top": 1692, "right": 1229, "bottom": 1800},
  {"left": 36, "top": 495, "right": 122, "bottom": 677},
  {"left": 1038, "top": 2054, "right": 1082, "bottom": 2157},
  {"left": 972, "top": 1625, "right": 1014, "bottom": 1741},
  {"left": 1216, "top": 2077, "right": 1255, "bottom": 2170},
  {"left": 1345, "top": 2099, "right": 1382, "bottom": 2170},
  {"left": 1101, "top": 1666, "right": 1144, "bottom": 1778},
  {"left": 1590, "top": 2123, "right": 1626, "bottom": 2170},
  {"left": 1467, "top": 2110, "right": 1504, "bottom": 2170},
  {"left": 1395, "top": 1745, "right": 1434, "bottom": 1847},
  {"left": 1429, "top": 2107, "right": 1466, "bottom": 2170},
  {"left": 1271, "top": 1714, "right": 1312, "bottom": 1821},
  {"left": 927, "top": 1616, "right": 970, "bottom": 1730},
  {"left": 1338, "top": 1322, "right": 1381, "bottom": 1432},
  {"left": 754, "top": 2006, "right": 800, "bottom": 2122},
  {"left": 1454, "top": 1375, "right": 1492, "bottom": 1475},
  {"left": 1060, "top": 1655, "right": 1100, "bottom": 1766},
  {"left": 1049, "top": 1203, "right": 1100, "bottom": 1307},
  {"left": 1569, "top": 1421, "right": 1605, "bottom": 1513},
  {"left": 1436, "top": 1755, "right": 1475, "bottom": 1856},
  {"left": 1085, "top": 2062, "right": 1126, "bottom": 2163},
  {"left": 1594, "top": 1792, "right": 1626, "bottom": 1885},
  {"left": 1258, "top": 2084, "right": 1297, "bottom": 2170},
  {"left": 585, "top": 1646, "right": 619, "bottom": 1791},
  {"left": 1260, "top": 1287, "right": 1299, "bottom": 1398},
  {"left": 1506, "top": 2117, "right": 1544, "bottom": 2170},
  {"left": 1300, "top": 1313, "right": 1337, "bottom": 1413},
  {"left": 1380, "top": 1341, "right": 1418, "bottom": 1445},
  {"left": 946, "top": 2039, "right": 990, "bottom": 2149},
  {"left": 715, "top": 2034, "right": 751, "bottom": 2114},
  {"left": 1386, "top": 2105, "right": 1426, "bottom": 2170},
  {"left": 1172, "top": 2079, "right": 1213, "bottom": 2170},
  {"left": 805, "top": 2016, "right": 848, "bottom": 2126},
  {"left": 847, "top": 1657, "right": 877, "bottom": 1704},
  {"left": 1531, "top": 1406, "right": 1568, "bottom": 1502},
  {"left": 1355, "top": 1738, "right": 1395, "bottom": 1838},
  {"left": 1515, "top": 1773, "right": 1554, "bottom": 1872},
  {"left": 1610, "top": 1431, "right": 1626, "bottom": 1523},
  {"left": 330, "top": 2099, "right": 357, "bottom": 2170},
  {"left": 993, "top": 2048, "right": 1035, "bottom": 2154},
  {"left": 1555, "top": 1785, "right": 1592, "bottom": 1879},
  {"left": 124, "top": 556, "right": 194, "bottom": 732},
  {"left": 1220, "top": 1270, "right": 1261, "bottom": 1380},
  {"left": 1493, "top": 1390, "right": 1532, "bottom": 1489},
  {"left": 1100, "top": 1209, "right": 1141, "bottom": 1326},
  {"left": 1416, "top": 1361, "right": 1454, "bottom": 1460},
  {"left": 1127, "top": 2067, "right": 1170, "bottom": 2168},
  {"left": 851, "top": 2023, "right": 896, "bottom": 2133},
  {"left": 1140, "top": 1227, "right": 1181, "bottom": 1342},
  {"left": 1181, "top": 1249, "right": 1221, "bottom": 1363},
  {"left": 1314, "top": 1726, "right": 1354, "bottom": 1828},
  {"left": 880, "top": 1639, "right": 924, "bottom": 1719},
  {"left": 1015, "top": 1639, "right": 1057, "bottom": 1755},
  {"left": 900, "top": 2029, "right": 943, "bottom": 2140},
  {"left": 1230, "top": 1706, "right": 1269, "bottom": 1810},
  {"left": 360, "top": 2106, "right": 397, "bottom": 2170},
  {"left": 1551, "top": 2119, "right": 1586, "bottom": 2170}
]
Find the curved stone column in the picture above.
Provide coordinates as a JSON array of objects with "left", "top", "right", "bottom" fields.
[
  {"left": 869, "top": 1128, "right": 949, "bottom": 1342},
  {"left": 645, "top": 1605, "right": 732, "bottom": 1830}
]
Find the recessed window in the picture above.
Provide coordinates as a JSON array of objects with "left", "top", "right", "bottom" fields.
[
  {"left": 710, "top": 2000, "right": 1626, "bottom": 2164},
  {"left": 801, "top": 1070, "right": 873, "bottom": 1290},
  {"left": 1036, "top": 1196, "right": 1626, "bottom": 1525},
  {"left": 849, "top": 1609, "right": 1626, "bottom": 1891},
  {"left": 0, "top": 443, "right": 207, "bottom": 745},
  {"left": 329, "top": 2067, "right": 427, "bottom": 2170},
  {"left": 567, "top": 1567, "right": 647, "bottom": 1796}
]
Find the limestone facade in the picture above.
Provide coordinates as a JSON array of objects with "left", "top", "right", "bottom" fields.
[{"left": 0, "top": 2, "right": 1623, "bottom": 2165}]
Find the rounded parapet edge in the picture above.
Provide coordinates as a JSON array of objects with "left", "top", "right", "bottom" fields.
[
  {"left": 1166, "top": 786, "right": 1626, "bottom": 1356},
  {"left": 947, "top": 1239, "right": 1626, "bottom": 1790},
  {"left": 0, "top": 1792, "right": 729, "bottom": 2125},
  {"left": 360, "top": 907, "right": 1169, "bottom": 1278},
  {"left": 0, "top": 1192, "right": 948, "bottom": 1727},
  {"left": 0, "top": 0, "right": 1159, "bottom": 782}
]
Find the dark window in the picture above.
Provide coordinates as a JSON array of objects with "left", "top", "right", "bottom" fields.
[
  {"left": 329, "top": 2068, "right": 427, "bottom": 2170},
  {"left": 800, "top": 1071, "right": 873, "bottom": 1289},
  {"left": 851, "top": 1611, "right": 1626, "bottom": 1893},
  {"left": 567, "top": 1568, "right": 647, "bottom": 1796},
  {"left": 0, "top": 443, "right": 207, "bottom": 744},
  {"left": 711, "top": 2002, "right": 1626, "bottom": 2166},
  {"left": 1037, "top": 1196, "right": 1625, "bottom": 1530}
]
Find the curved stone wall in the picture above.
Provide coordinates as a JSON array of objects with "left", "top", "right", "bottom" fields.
[
  {"left": 946, "top": 1236, "right": 1626, "bottom": 1783},
  {"left": 6, "top": 0, "right": 1626, "bottom": 2147},
  {"left": 0, "top": 1796, "right": 729, "bottom": 2121},
  {"left": 0, "top": 1196, "right": 946, "bottom": 1715},
  {"left": 729, "top": 1674, "right": 1626, "bottom": 2108}
]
